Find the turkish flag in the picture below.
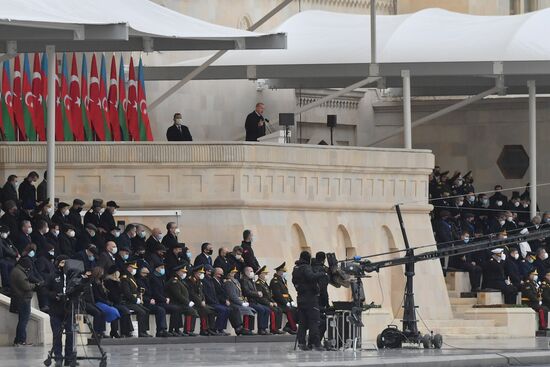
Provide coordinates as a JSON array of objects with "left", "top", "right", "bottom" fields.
[
  {"left": 88, "top": 54, "right": 105, "bottom": 141},
  {"left": 32, "top": 53, "right": 46, "bottom": 140},
  {"left": 13, "top": 55, "right": 26, "bottom": 140},
  {"left": 69, "top": 53, "right": 84, "bottom": 141},
  {"left": 126, "top": 56, "right": 139, "bottom": 141},
  {"left": 108, "top": 55, "right": 121, "bottom": 141}
]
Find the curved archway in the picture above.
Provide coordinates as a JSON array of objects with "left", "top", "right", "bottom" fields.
[
  {"left": 337, "top": 224, "right": 355, "bottom": 259},
  {"left": 237, "top": 14, "right": 252, "bottom": 30},
  {"left": 382, "top": 225, "right": 406, "bottom": 318},
  {"left": 291, "top": 223, "right": 309, "bottom": 253}
]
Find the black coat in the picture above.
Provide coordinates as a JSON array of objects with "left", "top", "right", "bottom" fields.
[
  {"left": 45, "top": 269, "right": 67, "bottom": 316},
  {"left": 292, "top": 259, "right": 326, "bottom": 306},
  {"left": 1, "top": 182, "right": 18, "bottom": 206},
  {"left": 67, "top": 208, "right": 84, "bottom": 234},
  {"left": 0, "top": 237, "right": 18, "bottom": 262},
  {"left": 214, "top": 255, "right": 231, "bottom": 275},
  {"left": 116, "top": 233, "right": 132, "bottom": 250},
  {"left": 245, "top": 111, "right": 266, "bottom": 141},
  {"left": 57, "top": 233, "right": 76, "bottom": 257},
  {"left": 241, "top": 241, "right": 260, "bottom": 272},
  {"left": 194, "top": 253, "right": 212, "bottom": 267},
  {"left": 161, "top": 233, "right": 178, "bottom": 249},
  {"left": 36, "top": 180, "right": 47, "bottom": 204},
  {"left": 202, "top": 276, "right": 218, "bottom": 306},
  {"left": 51, "top": 210, "right": 68, "bottom": 226},
  {"left": 104, "top": 279, "right": 124, "bottom": 304},
  {"left": 1, "top": 212, "right": 19, "bottom": 241},
  {"left": 30, "top": 232, "right": 48, "bottom": 252},
  {"left": 149, "top": 273, "right": 168, "bottom": 304},
  {"left": 73, "top": 250, "right": 97, "bottom": 272},
  {"left": 83, "top": 210, "right": 102, "bottom": 228},
  {"left": 145, "top": 235, "right": 162, "bottom": 254},
  {"left": 166, "top": 124, "right": 192, "bottom": 141},
  {"left": 213, "top": 277, "right": 229, "bottom": 304},
  {"left": 99, "top": 210, "right": 116, "bottom": 232},
  {"left": 18, "top": 180, "right": 36, "bottom": 209},
  {"left": 13, "top": 230, "right": 32, "bottom": 253},
  {"left": 97, "top": 251, "right": 116, "bottom": 271}
]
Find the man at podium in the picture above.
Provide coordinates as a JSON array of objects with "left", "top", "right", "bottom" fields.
[{"left": 245, "top": 103, "right": 267, "bottom": 142}]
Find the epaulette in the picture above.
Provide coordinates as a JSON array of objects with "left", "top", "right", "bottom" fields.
[{"left": 121, "top": 275, "right": 127, "bottom": 278}]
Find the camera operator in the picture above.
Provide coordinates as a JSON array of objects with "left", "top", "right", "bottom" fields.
[
  {"left": 10, "top": 256, "right": 40, "bottom": 346},
  {"left": 311, "top": 252, "right": 330, "bottom": 341},
  {"left": 45, "top": 255, "right": 75, "bottom": 366},
  {"left": 292, "top": 250, "right": 328, "bottom": 351}
]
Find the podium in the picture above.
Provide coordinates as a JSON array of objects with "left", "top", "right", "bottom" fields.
[{"left": 257, "top": 129, "right": 290, "bottom": 144}]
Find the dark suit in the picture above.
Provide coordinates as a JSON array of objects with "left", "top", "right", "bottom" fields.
[
  {"left": 1, "top": 182, "right": 18, "bottom": 206},
  {"left": 99, "top": 210, "right": 116, "bottom": 232},
  {"left": 194, "top": 253, "right": 213, "bottom": 267},
  {"left": 166, "top": 124, "right": 192, "bottom": 141},
  {"left": 84, "top": 210, "right": 102, "bottom": 228},
  {"left": 245, "top": 111, "right": 266, "bottom": 142},
  {"left": 18, "top": 180, "right": 36, "bottom": 210},
  {"left": 36, "top": 180, "right": 47, "bottom": 204}
]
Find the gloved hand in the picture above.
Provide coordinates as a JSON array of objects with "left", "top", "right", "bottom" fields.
[
  {"left": 243, "top": 302, "right": 249, "bottom": 307},
  {"left": 189, "top": 301, "right": 195, "bottom": 307},
  {"left": 136, "top": 298, "right": 141, "bottom": 305},
  {"left": 286, "top": 302, "right": 291, "bottom": 307},
  {"left": 291, "top": 301, "right": 297, "bottom": 307}
]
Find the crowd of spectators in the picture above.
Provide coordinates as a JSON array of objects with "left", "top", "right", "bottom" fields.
[{"left": 0, "top": 171, "right": 299, "bottom": 347}]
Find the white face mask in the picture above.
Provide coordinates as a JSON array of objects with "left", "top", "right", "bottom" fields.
[
  {"left": 43, "top": 227, "right": 49, "bottom": 234},
  {"left": 67, "top": 230, "right": 75, "bottom": 238},
  {"left": 175, "top": 118, "right": 183, "bottom": 125},
  {"left": 533, "top": 275, "right": 539, "bottom": 282},
  {"left": 28, "top": 250, "right": 35, "bottom": 258},
  {"left": 111, "top": 247, "right": 118, "bottom": 255},
  {"left": 512, "top": 253, "right": 519, "bottom": 260},
  {"left": 513, "top": 202, "right": 520, "bottom": 207},
  {"left": 235, "top": 254, "right": 242, "bottom": 260},
  {"left": 523, "top": 203, "right": 529, "bottom": 208},
  {"left": 99, "top": 208, "right": 105, "bottom": 214},
  {"left": 48, "top": 250, "right": 55, "bottom": 256},
  {"left": 113, "top": 231, "right": 120, "bottom": 238},
  {"left": 507, "top": 217, "right": 513, "bottom": 222},
  {"left": 26, "top": 227, "right": 33, "bottom": 235},
  {"left": 499, "top": 220, "right": 505, "bottom": 226},
  {"left": 139, "top": 231, "right": 146, "bottom": 238},
  {"left": 174, "top": 228, "right": 181, "bottom": 235},
  {"left": 62, "top": 209, "right": 70, "bottom": 216},
  {"left": 156, "top": 234, "right": 163, "bottom": 241},
  {"left": 496, "top": 201, "right": 503, "bottom": 206},
  {"left": 130, "top": 269, "right": 137, "bottom": 276},
  {"left": 47, "top": 207, "right": 54, "bottom": 215},
  {"left": 199, "top": 273, "right": 205, "bottom": 280},
  {"left": 52, "top": 229, "right": 60, "bottom": 237},
  {"left": 89, "top": 230, "right": 96, "bottom": 237},
  {"left": 501, "top": 253, "right": 506, "bottom": 261},
  {"left": 179, "top": 272, "right": 187, "bottom": 280},
  {"left": 247, "top": 272, "right": 254, "bottom": 279},
  {"left": 112, "top": 209, "right": 117, "bottom": 215},
  {"left": 544, "top": 253, "right": 549, "bottom": 260},
  {"left": 0, "top": 233, "right": 7, "bottom": 239}
]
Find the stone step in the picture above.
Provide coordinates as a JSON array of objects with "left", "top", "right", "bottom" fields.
[
  {"left": 447, "top": 291, "right": 476, "bottom": 299},
  {"left": 449, "top": 297, "right": 477, "bottom": 305},
  {"left": 419, "top": 319, "right": 496, "bottom": 328},
  {"left": 418, "top": 325, "right": 509, "bottom": 336}
]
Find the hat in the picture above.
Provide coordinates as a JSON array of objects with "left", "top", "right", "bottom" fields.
[
  {"left": 255, "top": 265, "right": 268, "bottom": 275},
  {"left": 170, "top": 242, "right": 185, "bottom": 250},
  {"left": 85, "top": 223, "right": 98, "bottom": 232},
  {"left": 55, "top": 255, "right": 70, "bottom": 263},
  {"left": 73, "top": 198, "right": 85, "bottom": 206},
  {"left": 173, "top": 264, "right": 188, "bottom": 273},
  {"left": 58, "top": 202, "right": 70, "bottom": 210},
  {"left": 152, "top": 259, "right": 165, "bottom": 269},
  {"left": 0, "top": 224, "right": 10, "bottom": 233},
  {"left": 125, "top": 261, "right": 138, "bottom": 269},
  {"left": 299, "top": 251, "right": 311, "bottom": 263},
  {"left": 193, "top": 265, "right": 205, "bottom": 274},
  {"left": 511, "top": 191, "right": 521, "bottom": 200},
  {"left": 520, "top": 228, "right": 529, "bottom": 235},
  {"left": 86, "top": 244, "right": 98, "bottom": 256},
  {"left": 18, "top": 257, "right": 33, "bottom": 270},
  {"left": 274, "top": 262, "right": 287, "bottom": 272},
  {"left": 106, "top": 201, "right": 119, "bottom": 208},
  {"left": 530, "top": 269, "right": 538, "bottom": 275},
  {"left": 107, "top": 265, "right": 119, "bottom": 275},
  {"left": 152, "top": 243, "right": 167, "bottom": 252},
  {"left": 92, "top": 199, "right": 104, "bottom": 208},
  {"left": 491, "top": 248, "right": 504, "bottom": 254},
  {"left": 62, "top": 223, "right": 76, "bottom": 232},
  {"left": 204, "top": 264, "right": 214, "bottom": 272},
  {"left": 229, "top": 266, "right": 239, "bottom": 274}
]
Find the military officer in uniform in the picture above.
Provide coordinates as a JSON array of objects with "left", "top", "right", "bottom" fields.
[
  {"left": 186, "top": 266, "right": 217, "bottom": 336},
  {"left": 120, "top": 261, "right": 152, "bottom": 337},
  {"left": 255, "top": 265, "right": 284, "bottom": 334},
  {"left": 165, "top": 264, "right": 198, "bottom": 336},
  {"left": 482, "top": 248, "right": 518, "bottom": 304},
  {"left": 270, "top": 262, "right": 297, "bottom": 334},
  {"left": 521, "top": 269, "right": 549, "bottom": 330},
  {"left": 540, "top": 270, "right": 550, "bottom": 312}
]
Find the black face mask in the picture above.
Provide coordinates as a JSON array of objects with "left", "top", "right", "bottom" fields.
[
  {"left": 76, "top": 207, "right": 82, "bottom": 213},
  {"left": 206, "top": 249, "right": 213, "bottom": 256}
]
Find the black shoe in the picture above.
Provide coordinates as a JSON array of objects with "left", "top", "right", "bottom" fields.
[
  {"left": 240, "top": 329, "right": 253, "bottom": 336},
  {"left": 217, "top": 330, "right": 230, "bottom": 336},
  {"left": 283, "top": 326, "right": 297, "bottom": 335},
  {"left": 271, "top": 329, "right": 284, "bottom": 335},
  {"left": 187, "top": 332, "right": 197, "bottom": 337},
  {"left": 208, "top": 329, "right": 219, "bottom": 336},
  {"left": 110, "top": 332, "right": 121, "bottom": 339},
  {"left": 298, "top": 344, "right": 311, "bottom": 351},
  {"left": 138, "top": 332, "right": 153, "bottom": 338},
  {"left": 313, "top": 345, "right": 325, "bottom": 352},
  {"left": 199, "top": 330, "right": 209, "bottom": 336},
  {"left": 122, "top": 333, "right": 133, "bottom": 338},
  {"left": 64, "top": 360, "right": 79, "bottom": 366},
  {"left": 156, "top": 330, "right": 170, "bottom": 338},
  {"left": 258, "top": 329, "right": 269, "bottom": 335}
]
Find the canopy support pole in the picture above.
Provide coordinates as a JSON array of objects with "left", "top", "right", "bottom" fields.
[
  {"left": 294, "top": 77, "right": 380, "bottom": 115},
  {"left": 46, "top": 45, "right": 56, "bottom": 204},
  {"left": 528, "top": 80, "right": 537, "bottom": 219},
  {"left": 371, "top": 0, "right": 376, "bottom": 64},
  {"left": 149, "top": 0, "right": 294, "bottom": 111},
  {"left": 368, "top": 85, "right": 501, "bottom": 146},
  {"left": 402, "top": 70, "right": 412, "bottom": 149}
]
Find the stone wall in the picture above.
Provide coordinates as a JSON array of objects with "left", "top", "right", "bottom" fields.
[{"left": 0, "top": 143, "right": 451, "bottom": 320}]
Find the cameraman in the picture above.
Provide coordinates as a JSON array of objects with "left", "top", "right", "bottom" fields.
[
  {"left": 292, "top": 251, "right": 328, "bottom": 351},
  {"left": 45, "top": 255, "right": 75, "bottom": 367},
  {"left": 10, "top": 256, "right": 40, "bottom": 346},
  {"left": 311, "top": 252, "right": 330, "bottom": 341}
]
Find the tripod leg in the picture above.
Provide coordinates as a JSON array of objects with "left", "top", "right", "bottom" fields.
[{"left": 83, "top": 314, "right": 108, "bottom": 359}]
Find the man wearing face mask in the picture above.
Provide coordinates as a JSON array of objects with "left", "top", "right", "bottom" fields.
[
  {"left": 57, "top": 224, "right": 77, "bottom": 258},
  {"left": 146, "top": 243, "right": 167, "bottom": 272},
  {"left": 131, "top": 225, "right": 147, "bottom": 253},
  {"left": 227, "top": 246, "right": 245, "bottom": 278},
  {"left": 520, "top": 270, "right": 549, "bottom": 330},
  {"left": 162, "top": 222, "right": 180, "bottom": 249},
  {"left": 165, "top": 264, "right": 199, "bottom": 336},
  {"left": 533, "top": 248, "right": 550, "bottom": 277},
  {"left": 148, "top": 261, "right": 185, "bottom": 336},
  {"left": 0, "top": 225, "right": 19, "bottom": 291},
  {"left": 135, "top": 265, "right": 171, "bottom": 337},
  {"left": 240, "top": 266, "right": 271, "bottom": 335},
  {"left": 14, "top": 220, "right": 33, "bottom": 253},
  {"left": 186, "top": 266, "right": 217, "bottom": 336},
  {"left": 145, "top": 227, "right": 163, "bottom": 255},
  {"left": 255, "top": 266, "right": 284, "bottom": 334},
  {"left": 77, "top": 223, "right": 101, "bottom": 253},
  {"left": 51, "top": 202, "right": 70, "bottom": 226},
  {"left": 202, "top": 264, "right": 231, "bottom": 335},
  {"left": 1, "top": 175, "right": 18, "bottom": 208},
  {"left": 214, "top": 248, "right": 231, "bottom": 276},
  {"left": 67, "top": 199, "right": 85, "bottom": 235},
  {"left": 117, "top": 224, "right": 136, "bottom": 251},
  {"left": 211, "top": 267, "right": 243, "bottom": 335},
  {"left": 97, "top": 241, "right": 117, "bottom": 272},
  {"left": 270, "top": 262, "right": 298, "bottom": 334},
  {"left": 489, "top": 185, "right": 508, "bottom": 208},
  {"left": 241, "top": 230, "right": 260, "bottom": 273},
  {"left": 106, "top": 225, "right": 122, "bottom": 244},
  {"left": 120, "top": 262, "right": 153, "bottom": 337},
  {"left": 74, "top": 244, "right": 99, "bottom": 272},
  {"left": 166, "top": 112, "right": 193, "bottom": 141},
  {"left": 1, "top": 200, "right": 19, "bottom": 241},
  {"left": 36, "top": 171, "right": 47, "bottom": 205},
  {"left": 84, "top": 199, "right": 104, "bottom": 230},
  {"left": 165, "top": 242, "right": 187, "bottom": 279},
  {"left": 11, "top": 256, "right": 40, "bottom": 346},
  {"left": 46, "top": 223, "right": 61, "bottom": 252},
  {"left": 99, "top": 201, "right": 119, "bottom": 233},
  {"left": 33, "top": 201, "right": 53, "bottom": 228},
  {"left": 482, "top": 248, "right": 517, "bottom": 304},
  {"left": 448, "top": 232, "right": 482, "bottom": 291},
  {"left": 504, "top": 248, "right": 522, "bottom": 289},
  {"left": 194, "top": 242, "right": 214, "bottom": 267},
  {"left": 34, "top": 244, "right": 56, "bottom": 312},
  {"left": 115, "top": 247, "right": 132, "bottom": 270}
]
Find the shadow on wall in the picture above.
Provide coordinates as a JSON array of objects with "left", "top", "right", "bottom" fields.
[{"left": 382, "top": 225, "right": 406, "bottom": 320}]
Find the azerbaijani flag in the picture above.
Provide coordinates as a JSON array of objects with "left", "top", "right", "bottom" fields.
[
  {"left": 22, "top": 54, "right": 37, "bottom": 141},
  {"left": 137, "top": 58, "right": 153, "bottom": 141},
  {"left": 13, "top": 55, "right": 27, "bottom": 140},
  {"left": 99, "top": 54, "right": 111, "bottom": 141},
  {"left": 80, "top": 54, "right": 93, "bottom": 141},
  {"left": 1, "top": 61, "right": 16, "bottom": 141},
  {"left": 59, "top": 53, "right": 73, "bottom": 141},
  {"left": 32, "top": 53, "right": 46, "bottom": 140},
  {"left": 88, "top": 54, "right": 105, "bottom": 141},
  {"left": 126, "top": 56, "right": 138, "bottom": 141},
  {"left": 118, "top": 55, "right": 129, "bottom": 141}
]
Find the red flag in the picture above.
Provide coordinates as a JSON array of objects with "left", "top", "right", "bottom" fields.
[
  {"left": 69, "top": 53, "right": 84, "bottom": 141},
  {"left": 1, "top": 61, "right": 16, "bottom": 140},
  {"left": 108, "top": 55, "right": 121, "bottom": 141},
  {"left": 126, "top": 57, "right": 139, "bottom": 140},
  {"left": 55, "top": 61, "right": 63, "bottom": 140},
  {"left": 88, "top": 54, "right": 105, "bottom": 141},
  {"left": 13, "top": 55, "right": 26, "bottom": 140},
  {"left": 32, "top": 53, "right": 45, "bottom": 140}
]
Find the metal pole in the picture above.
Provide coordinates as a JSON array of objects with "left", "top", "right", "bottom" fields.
[
  {"left": 46, "top": 45, "right": 56, "bottom": 204},
  {"left": 402, "top": 70, "right": 412, "bottom": 149},
  {"left": 371, "top": 0, "right": 376, "bottom": 64},
  {"left": 528, "top": 80, "right": 537, "bottom": 219},
  {"left": 149, "top": 0, "right": 294, "bottom": 111}
]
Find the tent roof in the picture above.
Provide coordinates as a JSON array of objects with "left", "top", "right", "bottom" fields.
[
  {"left": 0, "top": 0, "right": 286, "bottom": 52},
  {"left": 143, "top": 9, "right": 550, "bottom": 95}
]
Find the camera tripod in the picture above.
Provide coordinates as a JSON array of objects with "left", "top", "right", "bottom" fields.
[{"left": 44, "top": 287, "right": 107, "bottom": 367}]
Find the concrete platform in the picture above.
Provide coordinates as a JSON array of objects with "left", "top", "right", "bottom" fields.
[
  {"left": 87, "top": 334, "right": 296, "bottom": 346},
  {"left": 4, "top": 337, "right": 550, "bottom": 367}
]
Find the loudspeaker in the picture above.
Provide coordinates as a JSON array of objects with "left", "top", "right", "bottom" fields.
[
  {"left": 279, "top": 113, "right": 295, "bottom": 126},
  {"left": 327, "top": 115, "right": 337, "bottom": 128}
]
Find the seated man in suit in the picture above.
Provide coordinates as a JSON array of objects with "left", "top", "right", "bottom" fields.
[{"left": 166, "top": 112, "right": 193, "bottom": 141}]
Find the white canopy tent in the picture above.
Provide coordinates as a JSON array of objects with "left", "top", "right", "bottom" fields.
[
  {"left": 0, "top": 0, "right": 288, "bottom": 204},
  {"left": 144, "top": 8, "right": 550, "bottom": 217}
]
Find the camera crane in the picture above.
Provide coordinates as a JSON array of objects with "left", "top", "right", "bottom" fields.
[{"left": 329, "top": 204, "right": 550, "bottom": 350}]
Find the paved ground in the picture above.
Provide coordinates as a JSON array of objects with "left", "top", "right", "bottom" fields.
[{"left": 4, "top": 337, "right": 550, "bottom": 367}]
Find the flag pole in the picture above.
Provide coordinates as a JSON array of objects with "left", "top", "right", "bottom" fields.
[{"left": 46, "top": 45, "right": 56, "bottom": 204}]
